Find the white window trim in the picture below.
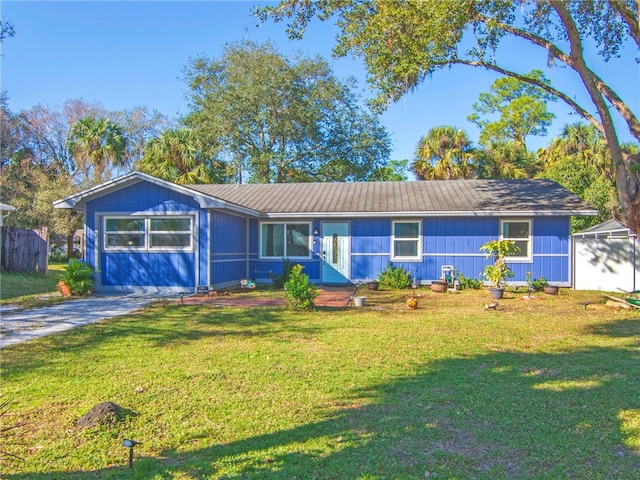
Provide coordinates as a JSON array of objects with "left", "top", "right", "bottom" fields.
[
  {"left": 103, "top": 215, "right": 194, "bottom": 252},
  {"left": 500, "top": 218, "right": 532, "bottom": 262},
  {"left": 259, "top": 221, "right": 312, "bottom": 259},
  {"left": 391, "top": 219, "right": 422, "bottom": 262}
]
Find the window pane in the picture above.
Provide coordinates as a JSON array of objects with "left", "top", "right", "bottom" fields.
[
  {"left": 394, "top": 240, "right": 418, "bottom": 258},
  {"left": 503, "top": 221, "right": 529, "bottom": 238},
  {"left": 287, "top": 224, "right": 310, "bottom": 257},
  {"left": 394, "top": 222, "right": 419, "bottom": 238},
  {"left": 106, "top": 218, "right": 144, "bottom": 232},
  {"left": 151, "top": 218, "right": 191, "bottom": 232},
  {"left": 261, "top": 224, "right": 284, "bottom": 257},
  {"left": 150, "top": 233, "right": 191, "bottom": 248},
  {"left": 106, "top": 233, "right": 145, "bottom": 247},
  {"left": 512, "top": 240, "right": 529, "bottom": 257}
]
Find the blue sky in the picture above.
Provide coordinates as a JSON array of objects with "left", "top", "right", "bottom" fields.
[{"left": 2, "top": 1, "right": 638, "bottom": 165}]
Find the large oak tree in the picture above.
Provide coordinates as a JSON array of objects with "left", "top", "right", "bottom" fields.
[
  {"left": 259, "top": 0, "right": 640, "bottom": 234},
  {"left": 183, "top": 40, "right": 391, "bottom": 184}
]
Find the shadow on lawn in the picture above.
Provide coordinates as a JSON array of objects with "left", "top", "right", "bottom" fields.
[{"left": 6, "top": 317, "right": 640, "bottom": 479}]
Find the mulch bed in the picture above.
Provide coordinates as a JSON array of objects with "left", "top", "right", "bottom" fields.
[{"left": 176, "top": 287, "right": 355, "bottom": 308}]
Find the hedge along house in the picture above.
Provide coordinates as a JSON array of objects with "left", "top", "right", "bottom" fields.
[{"left": 54, "top": 171, "right": 597, "bottom": 294}]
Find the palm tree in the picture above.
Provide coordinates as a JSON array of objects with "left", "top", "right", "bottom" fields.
[
  {"left": 475, "top": 140, "right": 538, "bottom": 179},
  {"left": 412, "top": 126, "right": 475, "bottom": 180},
  {"left": 67, "top": 117, "right": 127, "bottom": 184},
  {"left": 538, "top": 123, "right": 618, "bottom": 231},
  {"left": 138, "top": 129, "right": 225, "bottom": 184}
]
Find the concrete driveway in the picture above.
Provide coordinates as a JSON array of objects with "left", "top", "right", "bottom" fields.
[{"left": 0, "top": 295, "right": 164, "bottom": 349}]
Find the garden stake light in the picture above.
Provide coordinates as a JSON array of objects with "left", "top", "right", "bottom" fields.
[{"left": 122, "top": 439, "right": 142, "bottom": 467}]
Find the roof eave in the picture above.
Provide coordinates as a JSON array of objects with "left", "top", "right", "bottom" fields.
[
  {"left": 262, "top": 209, "right": 600, "bottom": 219},
  {"left": 53, "top": 171, "right": 261, "bottom": 217}
]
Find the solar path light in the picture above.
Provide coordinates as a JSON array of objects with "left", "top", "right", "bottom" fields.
[{"left": 122, "top": 438, "right": 142, "bottom": 467}]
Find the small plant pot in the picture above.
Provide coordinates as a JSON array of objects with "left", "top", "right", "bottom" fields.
[
  {"left": 353, "top": 296, "right": 367, "bottom": 307},
  {"left": 407, "top": 297, "right": 418, "bottom": 309},
  {"left": 488, "top": 287, "right": 505, "bottom": 300},
  {"left": 430, "top": 281, "right": 448, "bottom": 293},
  {"left": 543, "top": 285, "right": 560, "bottom": 295},
  {"left": 367, "top": 282, "right": 379, "bottom": 291}
]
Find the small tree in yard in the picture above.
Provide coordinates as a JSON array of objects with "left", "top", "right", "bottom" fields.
[{"left": 284, "top": 264, "right": 319, "bottom": 310}]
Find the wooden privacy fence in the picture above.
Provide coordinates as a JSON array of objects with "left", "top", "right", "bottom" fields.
[{"left": 1, "top": 226, "right": 48, "bottom": 274}]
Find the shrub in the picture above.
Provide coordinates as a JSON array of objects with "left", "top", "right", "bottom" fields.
[
  {"left": 531, "top": 277, "right": 549, "bottom": 291},
  {"left": 273, "top": 259, "right": 294, "bottom": 289},
  {"left": 283, "top": 264, "right": 319, "bottom": 310},
  {"left": 378, "top": 263, "right": 412, "bottom": 290},
  {"left": 60, "top": 259, "right": 95, "bottom": 296},
  {"left": 456, "top": 271, "right": 483, "bottom": 290}
]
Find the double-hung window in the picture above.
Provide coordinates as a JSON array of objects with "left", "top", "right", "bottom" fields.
[
  {"left": 500, "top": 219, "right": 532, "bottom": 261},
  {"left": 104, "top": 216, "right": 193, "bottom": 251},
  {"left": 261, "top": 222, "right": 311, "bottom": 258},
  {"left": 391, "top": 220, "right": 421, "bottom": 261}
]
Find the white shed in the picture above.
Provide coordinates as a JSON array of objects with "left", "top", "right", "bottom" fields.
[{"left": 572, "top": 219, "right": 639, "bottom": 292}]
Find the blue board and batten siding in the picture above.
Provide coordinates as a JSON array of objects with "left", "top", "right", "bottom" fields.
[
  {"left": 81, "top": 179, "right": 573, "bottom": 292},
  {"left": 349, "top": 216, "right": 570, "bottom": 285},
  {"left": 243, "top": 216, "right": 571, "bottom": 287},
  {"left": 210, "top": 211, "right": 248, "bottom": 286},
  {"left": 85, "top": 181, "right": 209, "bottom": 292}
]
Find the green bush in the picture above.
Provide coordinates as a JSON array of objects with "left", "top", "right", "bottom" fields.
[
  {"left": 284, "top": 264, "right": 319, "bottom": 310},
  {"left": 456, "top": 271, "right": 483, "bottom": 290},
  {"left": 531, "top": 277, "right": 549, "bottom": 291},
  {"left": 273, "top": 259, "right": 294, "bottom": 289},
  {"left": 377, "top": 263, "right": 412, "bottom": 290},
  {"left": 61, "top": 260, "right": 95, "bottom": 296}
]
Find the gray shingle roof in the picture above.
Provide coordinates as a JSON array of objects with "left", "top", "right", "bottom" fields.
[
  {"left": 573, "top": 219, "right": 636, "bottom": 237},
  {"left": 187, "top": 179, "right": 597, "bottom": 217}
]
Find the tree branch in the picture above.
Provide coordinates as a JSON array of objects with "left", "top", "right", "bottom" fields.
[
  {"left": 450, "top": 59, "right": 605, "bottom": 134},
  {"left": 477, "top": 12, "right": 640, "bottom": 142}
]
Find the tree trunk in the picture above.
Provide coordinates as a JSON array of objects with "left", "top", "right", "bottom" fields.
[
  {"left": 553, "top": 2, "right": 640, "bottom": 236},
  {"left": 67, "top": 232, "right": 74, "bottom": 260}
]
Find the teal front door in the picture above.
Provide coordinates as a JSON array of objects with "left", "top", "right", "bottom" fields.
[{"left": 321, "top": 222, "right": 350, "bottom": 284}]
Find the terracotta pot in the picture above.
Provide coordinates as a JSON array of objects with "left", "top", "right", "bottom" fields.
[
  {"left": 367, "top": 282, "right": 379, "bottom": 291},
  {"left": 430, "top": 281, "right": 448, "bottom": 293},
  {"left": 58, "top": 281, "right": 71, "bottom": 297},
  {"left": 543, "top": 285, "right": 559, "bottom": 295}
]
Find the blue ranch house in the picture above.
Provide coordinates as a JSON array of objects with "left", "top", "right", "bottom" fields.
[{"left": 54, "top": 171, "right": 597, "bottom": 293}]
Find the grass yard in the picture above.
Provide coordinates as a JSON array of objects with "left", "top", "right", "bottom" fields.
[
  {"left": 0, "top": 263, "right": 66, "bottom": 308},
  {"left": 1, "top": 288, "right": 639, "bottom": 479}
]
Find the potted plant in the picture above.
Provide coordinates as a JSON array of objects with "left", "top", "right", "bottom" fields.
[
  {"left": 59, "top": 259, "right": 96, "bottom": 297},
  {"left": 543, "top": 284, "right": 560, "bottom": 295},
  {"left": 367, "top": 279, "right": 380, "bottom": 291},
  {"left": 480, "top": 239, "right": 519, "bottom": 300}
]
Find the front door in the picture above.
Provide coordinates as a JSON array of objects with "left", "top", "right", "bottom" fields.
[{"left": 321, "top": 222, "right": 350, "bottom": 284}]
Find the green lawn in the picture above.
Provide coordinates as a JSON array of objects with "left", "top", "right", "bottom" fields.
[
  {"left": 1, "top": 288, "right": 639, "bottom": 479},
  {"left": 0, "top": 263, "right": 66, "bottom": 307}
]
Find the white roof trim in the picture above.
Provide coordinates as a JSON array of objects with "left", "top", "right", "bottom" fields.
[{"left": 53, "top": 171, "right": 260, "bottom": 217}]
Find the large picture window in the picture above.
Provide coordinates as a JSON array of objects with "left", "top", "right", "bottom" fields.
[
  {"left": 501, "top": 219, "right": 531, "bottom": 261},
  {"left": 104, "top": 216, "right": 193, "bottom": 251},
  {"left": 391, "top": 220, "right": 421, "bottom": 261},
  {"left": 261, "top": 222, "right": 311, "bottom": 258}
]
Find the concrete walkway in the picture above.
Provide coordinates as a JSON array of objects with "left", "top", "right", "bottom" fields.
[{"left": 0, "top": 295, "right": 163, "bottom": 349}]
